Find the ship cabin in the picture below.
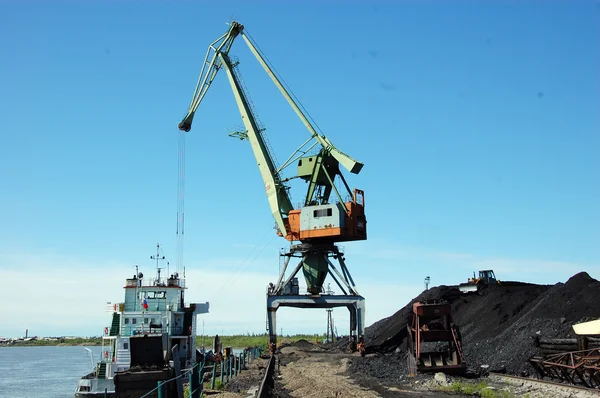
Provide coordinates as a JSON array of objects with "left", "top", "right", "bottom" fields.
[{"left": 98, "top": 272, "right": 209, "bottom": 380}]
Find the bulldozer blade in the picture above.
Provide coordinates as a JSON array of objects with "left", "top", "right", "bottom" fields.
[{"left": 458, "top": 284, "right": 478, "bottom": 293}]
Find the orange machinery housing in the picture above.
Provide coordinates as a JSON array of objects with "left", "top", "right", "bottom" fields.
[{"left": 282, "top": 189, "right": 366, "bottom": 242}]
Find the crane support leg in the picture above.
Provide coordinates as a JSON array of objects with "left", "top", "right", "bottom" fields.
[
  {"left": 267, "top": 308, "right": 277, "bottom": 345},
  {"left": 266, "top": 294, "right": 365, "bottom": 349}
]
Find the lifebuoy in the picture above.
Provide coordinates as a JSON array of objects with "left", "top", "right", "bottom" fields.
[
  {"left": 104, "top": 327, "right": 109, "bottom": 335},
  {"left": 104, "top": 351, "right": 109, "bottom": 359}
]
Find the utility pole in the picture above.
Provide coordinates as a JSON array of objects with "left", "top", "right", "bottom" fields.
[{"left": 325, "top": 283, "right": 335, "bottom": 343}]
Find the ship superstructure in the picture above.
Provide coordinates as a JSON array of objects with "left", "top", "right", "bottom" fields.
[{"left": 75, "top": 244, "right": 209, "bottom": 397}]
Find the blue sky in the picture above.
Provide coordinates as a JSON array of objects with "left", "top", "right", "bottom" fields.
[{"left": 1, "top": 0, "right": 599, "bottom": 338}]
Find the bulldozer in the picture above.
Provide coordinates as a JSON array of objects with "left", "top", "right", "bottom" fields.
[{"left": 458, "top": 270, "right": 500, "bottom": 293}]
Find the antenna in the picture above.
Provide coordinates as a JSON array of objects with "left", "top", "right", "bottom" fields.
[{"left": 151, "top": 243, "right": 166, "bottom": 283}]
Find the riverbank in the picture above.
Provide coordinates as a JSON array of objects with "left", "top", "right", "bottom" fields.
[
  {"left": 0, "top": 337, "right": 102, "bottom": 346},
  {"left": 1, "top": 334, "right": 326, "bottom": 348}
]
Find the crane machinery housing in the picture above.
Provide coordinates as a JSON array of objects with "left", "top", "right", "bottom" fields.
[{"left": 178, "top": 21, "right": 367, "bottom": 348}]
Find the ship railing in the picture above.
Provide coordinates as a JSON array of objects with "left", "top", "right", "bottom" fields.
[
  {"left": 122, "top": 300, "right": 187, "bottom": 312},
  {"left": 138, "top": 346, "right": 263, "bottom": 398},
  {"left": 144, "top": 276, "right": 186, "bottom": 288},
  {"left": 120, "top": 325, "right": 187, "bottom": 336}
]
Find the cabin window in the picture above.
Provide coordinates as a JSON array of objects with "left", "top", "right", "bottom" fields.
[
  {"left": 123, "top": 343, "right": 128, "bottom": 349},
  {"left": 142, "top": 291, "right": 166, "bottom": 299},
  {"left": 313, "top": 208, "right": 332, "bottom": 218},
  {"left": 132, "top": 318, "right": 137, "bottom": 324},
  {"left": 144, "top": 318, "right": 149, "bottom": 324},
  {"left": 124, "top": 318, "right": 129, "bottom": 324}
]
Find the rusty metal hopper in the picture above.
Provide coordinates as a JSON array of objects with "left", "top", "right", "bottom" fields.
[{"left": 407, "top": 299, "right": 467, "bottom": 376}]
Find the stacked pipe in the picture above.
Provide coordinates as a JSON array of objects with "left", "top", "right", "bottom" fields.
[{"left": 534, "top": 336, "right": 600, "bottom": 355}]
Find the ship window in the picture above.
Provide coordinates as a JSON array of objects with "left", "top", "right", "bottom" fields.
[
  {"left": 313, "top": 208, "right": 333, "bottom": 218},
  {"left": 132, "top": 318, "right": 137, "bottom": 324},
  {"left": 123, "top": 343, "right": 128, "bottom": 349},
  {"left": 144, "top": 318, "right": 149, "bottom": 324},
  {"left": 124, "top": 318, "right": 129, "bottom": 324},
  {"left": 144, "top": 291, "right": 166, "bottom": 299}
]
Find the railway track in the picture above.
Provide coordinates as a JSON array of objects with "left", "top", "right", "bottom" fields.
[{"left": 489, "top": 372, "right": 599, "bottom": 397}]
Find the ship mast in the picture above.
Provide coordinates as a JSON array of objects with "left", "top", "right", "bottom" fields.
[{"left": 150, "top": 243, "right": 166, "bottom": 283}]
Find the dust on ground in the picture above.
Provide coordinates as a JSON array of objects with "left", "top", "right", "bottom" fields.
[{"left": 271, "top": 340, "right": 449, "bottom": 397}]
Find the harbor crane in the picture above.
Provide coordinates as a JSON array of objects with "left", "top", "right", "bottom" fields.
[{"left": 179, "top": 21, "right": 367, "bottom": 348}]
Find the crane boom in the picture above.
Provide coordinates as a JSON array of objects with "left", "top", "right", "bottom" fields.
[
  {"left": 218, "top": 52, "right": 294, "bottom": 236},
  {"left": 178, "top": 22, "right": 243, "bottom": 132},
  {"left": 238, "top": 33, "right": 363, "bottom": 175},
  {"left": 178, "top": 22, "right": 363, "bottom": 175}
]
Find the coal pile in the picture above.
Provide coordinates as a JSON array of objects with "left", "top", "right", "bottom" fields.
[{"left": 351, "top": 271, "right": 600, "bottom": 378}]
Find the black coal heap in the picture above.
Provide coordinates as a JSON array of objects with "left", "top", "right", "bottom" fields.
[{"left": 355, "top": 271, "right": 600, "bottom": 376}]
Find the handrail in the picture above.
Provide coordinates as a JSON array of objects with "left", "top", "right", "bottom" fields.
[
  {"left": 257, "top": 354, "right": 277, "bottom": 398},
  {"left": 134, "top": 346, "right": 263, "bottom": 398}
]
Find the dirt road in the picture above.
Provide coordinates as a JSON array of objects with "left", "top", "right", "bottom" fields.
[
  {"left": 272, "top": 343, "right": 447, "bottom": 398},
  {"left": 206, "top": 341, "right": 447, "bottom": 397},
  {"left": 211, "top": 340, "right": 599, "bottom": 397}
]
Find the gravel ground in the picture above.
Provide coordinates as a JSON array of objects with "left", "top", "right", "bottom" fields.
[
  {"left": 201, "top": 355, "right": 269, "bottom": 397},
  {"left": 273, "top": 341, "right": 451, "bottom": 397}
]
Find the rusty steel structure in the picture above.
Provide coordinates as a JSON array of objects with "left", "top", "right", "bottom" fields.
[
  {"left": 406, "top": 299, "right": 466, "bottom": 376},
  {"left": 529, "top": 348, "right": 600, "bottom": 388}
]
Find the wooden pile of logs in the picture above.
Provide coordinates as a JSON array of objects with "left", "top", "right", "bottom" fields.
[{"left": 534, "top": 336, "right": 600, "bottom": 355}]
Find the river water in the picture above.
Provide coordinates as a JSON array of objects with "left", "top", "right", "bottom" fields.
[
  {"left": 0, "top": 345, "right": 247, "bottom": 398},
  {"left": 0, "top": 346, "right": 102, "bottom": 398}
]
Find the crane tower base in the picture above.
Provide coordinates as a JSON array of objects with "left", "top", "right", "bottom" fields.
[{"left": 266, "top": 294, "right": 365, "bottom": 349}]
